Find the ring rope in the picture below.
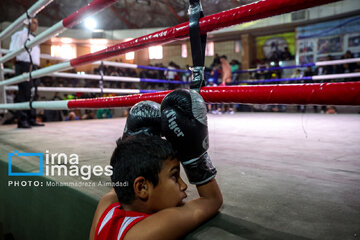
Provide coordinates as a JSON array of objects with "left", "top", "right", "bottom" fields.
[
  {"left": 0, "top": 0, "right": 341, "bottom": 87},
  {"left": 237, "top": 72, "right": 360, "bottom": 84},
  {"left": 1, "top": 82, "right": 359, "bottom": 110},
  {"left": 0, "top": 0, "right": 116, "bottom": 65},
  {"left": 0, "top": 0, "right": 53, "bottom": 41},
  {"left": 3, "top": 0, "right": 358, "bottom": 111}
]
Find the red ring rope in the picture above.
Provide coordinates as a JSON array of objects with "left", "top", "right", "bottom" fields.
[
  {"left": 69, "top": 0, "right": 340, "bottom": 67},
  {"left": 67, "top": 82, "right": 360, "bottom": 109}
]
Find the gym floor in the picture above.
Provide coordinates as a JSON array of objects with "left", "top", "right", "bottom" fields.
[{"left": 1, "top": 112, "right": 359, "bottom": 240}]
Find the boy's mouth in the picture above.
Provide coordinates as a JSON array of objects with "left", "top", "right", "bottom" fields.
[{"left": 178, "top": 193, "right": 187, "bottom": 206}]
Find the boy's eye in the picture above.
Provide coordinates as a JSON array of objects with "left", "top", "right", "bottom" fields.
[{"left": 171, "top": 173, "right": 179, "bottom": 181}]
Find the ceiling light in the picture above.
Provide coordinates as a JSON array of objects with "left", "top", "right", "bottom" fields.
[{"left": 85, "top": 17, "right": 97, "bottom": 30}]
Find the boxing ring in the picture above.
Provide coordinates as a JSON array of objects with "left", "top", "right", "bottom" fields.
[{"left": 1, "top": 0, "right": 360, "bottom": 240}]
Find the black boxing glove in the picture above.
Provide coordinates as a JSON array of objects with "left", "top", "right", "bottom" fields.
[
  {"left": 161, "top": 89, "right": 216, "bottom": 185},
  {"left": 123, "top": 101, "right": 161, "bottom": 138}
]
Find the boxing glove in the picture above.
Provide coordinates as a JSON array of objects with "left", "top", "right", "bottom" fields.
[
  {"left": 123, "top": 101, "right": 161, "bottom": 138},
  {"left": 161, "top": 89, "right": 216, "bottom": 185}
]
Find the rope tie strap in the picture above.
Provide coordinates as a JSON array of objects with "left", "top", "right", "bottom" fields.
[
  {"left": 189, "top": 0, "right": 207, "bottom": 93},
  {"left": 99, "top": 61, "right": 104, "bottom": 97}
]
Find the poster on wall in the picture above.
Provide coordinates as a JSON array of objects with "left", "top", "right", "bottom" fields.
[
  {"left": 348, "top": 34, "right": 360, "bottom": 47},
  {"left": 317, "top": 35, "right": 343, "bottom": 55},
  {"left": 297, "top": 16, "right": 360, "bottom": 64},
  {"left": 256, "top": 32, "right": 295, "bottom": 60},
  {"left": 299, "top": 55, "right": 314, "bottom": 64},
  {"left": 347, "top": 33, "right": 360, "bottom": 55},
  {"left": 297, "top": 39, "right": 316, "bottom": 64},
  {"left": 299, "top": 39, "right": 315, "bottom": 54}
]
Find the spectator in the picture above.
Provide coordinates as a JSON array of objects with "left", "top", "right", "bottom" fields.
[
  {"left": 291, "top": 69, "right": 303, "bottom": 84},
  {"left": 42, "top": 92, "right": 63, "bottom": 122},
  {"left": 256, "top": 59, "right": 270, "bottom": 80},
  {"left": 316, "top": 55, "right": 335, "bottom": 77},
  {"left": 101, "top": 67, "right": 116, "bottom": 88},
  {"left": 82, "top": 110, "right": 96, "bottom": 120},
  {"left": 353, "top": 61, "right": 360, "bottom": 78},
  {"left": 97, "top": 109, "right": 112, "bottom": 119},
  {"left": 165, "top": 61, "right": 178, "bottom": 90},
  {"left": 326, "top": 106, "right": 337, "bottom": 114},
  {"left": 44, "top": 60, "right": 52, "bottom": 67},
  {"left": 230, "top": 60, "right": 240, "bottom": 83},
  {"left": 271, "top": 62, "right": 282, "bottom": 79},
  {"left": 156, "top": 63, "right": 166, "bottom": 80},
  {"left": 206, "top": 78, "right": 220, "bottom": 114},
  {"left": 182, "top": 65, "right": 191, "bottom": 83},
  {"left": 281, "top": 47, "right": 294, "bottom": 60},
  {"left": 303, "top": 66, "right": 313, "bottom": 79},
  {"left": 65, "top": 111, "right": 80, "bottom": 121},
  {"left": 269, "top": 51, "right": 279, "bottom": 62},
  {"left": 210, "top": 53, "right": 221, "bottom": 69},
  {"left": 338, "top": 51, "right": 356, "bottom": 76}
]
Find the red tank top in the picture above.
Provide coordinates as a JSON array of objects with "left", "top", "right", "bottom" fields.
[{"left": 95, "top": 202, "right": 149, "bottom": 240}]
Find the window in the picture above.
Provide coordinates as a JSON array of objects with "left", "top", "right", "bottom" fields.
[
  {"left": 125, "top": 51, "right": 135, "bottom": 60},
  {"left": 181, "top": 43, "right": 187, "bottom": 58},
  {"left": 51, "top": 44, "right": 76, "bottom": 59},
  {"left": 149, "top": 46, "right": 163, "bottom": 59},
  {"left": 90, "top": 45, "right": 107, "bottom": 53},
  {"left": 235, "top": 40, "right": 242, "bottom": 53},
  {"left": 205, "top": 41, "right": 214, "bottom": 56},
  {"left": 90, "top": 39, "right": 108, "bottom": 53}
]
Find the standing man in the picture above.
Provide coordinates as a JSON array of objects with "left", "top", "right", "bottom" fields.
[{"left": 10, "top": 17, "right": 44, "bottom": 128}]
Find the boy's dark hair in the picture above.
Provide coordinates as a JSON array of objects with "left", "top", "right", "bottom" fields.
[{"left": 110, "top": 135, "right": 176, "bottom": 204}]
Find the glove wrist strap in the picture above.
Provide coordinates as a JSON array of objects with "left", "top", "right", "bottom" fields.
[
  {"left": 182, "top": 152, "right": 217, "bottom": 185},
  {"left": 189, "top": 66, "right": 205, "bottom": 92}
]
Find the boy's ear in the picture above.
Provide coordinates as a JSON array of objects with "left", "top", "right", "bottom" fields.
[{"left": 133, "top": 176, "right": 149, "bottom": 200}]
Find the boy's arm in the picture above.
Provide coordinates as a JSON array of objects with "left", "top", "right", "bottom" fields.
[
  {"left": 89, "top": 189, "right": 118, "bottom": 240},
  {"left": 125, "top": 179, "right": 222, "bottom": 240},
  {"left": 125, "top": 89, "right": 223, "bottom": 240}
]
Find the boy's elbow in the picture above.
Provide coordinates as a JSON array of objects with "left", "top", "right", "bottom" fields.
[
  {"left": 213, "top": 190, "right": 223, "bottom": 211},
  {"left": 217, "top": 192, "right": 223, "bottom": 209}
]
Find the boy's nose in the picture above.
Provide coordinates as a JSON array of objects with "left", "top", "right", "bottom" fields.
[{"left": 179, "top": 177, "right": 188, "bottom": 192}]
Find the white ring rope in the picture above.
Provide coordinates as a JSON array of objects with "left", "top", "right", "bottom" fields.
[
  {"left": 1, "top": 49, "right": 66, "bottom": 61},
  {"left": 51, "top": 72, "right": 141, "bottom": 83},
  {"left": 5, "top": 86, "right": 140, "bottom": 94},
  {"left": 1, "top": 0, "right": 359, "bottom": 112}
]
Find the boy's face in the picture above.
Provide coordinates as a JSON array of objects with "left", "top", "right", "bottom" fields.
[{"left": 148, "top": 158, "right": 187, "bottom": 211}]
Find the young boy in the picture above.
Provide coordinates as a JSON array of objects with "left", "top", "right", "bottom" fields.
[{"left": 90, "top": 90, "right": 222, "bottom": 240}]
